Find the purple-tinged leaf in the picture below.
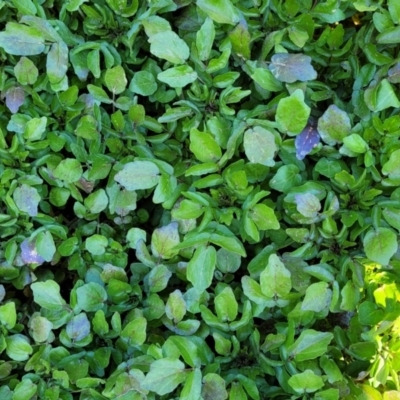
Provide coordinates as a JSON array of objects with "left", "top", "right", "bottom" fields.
[
  {"left": 13, "top": 184, "right": 41, "bottom": 216},
  {"left": 295, "top": 193, "right": 321, "bottom": 218},
  {"left": 269, "top": 53, "right": 317, "bottom": 83},
  {"left": 66, "top": 313, "right": 91, "bottom": 341},
  {"left": 5, "top": 87, "right": 25, "bottom": 113},
  {"left": 295, "top": 123, "right": 320, "bottom": 160},
  {"left": 317, "top": 105, "right": 351, "bottom": 145},
  {"left": 20, "top": 239, "right": 45, "bottom": 265},
  {"left": 388, "top": 63, "right": 400, "bottom": 84}
]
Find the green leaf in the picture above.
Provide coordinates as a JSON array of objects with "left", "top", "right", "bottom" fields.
[
  {"left": 196, "top": 0, "right": 240, "bottom": 25},
  {"left": 244, "top": 126, "right": 277, "bottom": 166},
  {"left": 104, "top": 65, "right": 127, "bottom": 95},
  {"left": 376, "top": 26, "right": 400, "bottom": 44},
  {"left": 49, "top": 187, "right": 70, "bottom": 207},
  {"left": 58, "top": 237, "right": 78, "bottom": 257},
  {"left": 13, "top": 184, "right": 40, "bottom": 217},
  {"left": 229, "top": 21, "right": 251, "bottom": 59},
  {"left": 320, "top": 355, "right": 343, "bottom": 384},
  {"left": 114, "top": 161, "right": 160, "bottom": 190},
  {"left": 301, "top": 282, "right": 332, "bottom": 312},
  {"left": 5, "top": 334, "right": 32, "bottom": 361},
  {"left": 20, "top": 15, "right": 62, "bottom": 42},
  {"left": 85, "top": 234, "right": 108, "bottom": 255},
  {"left": 363, "top": 227, "right": 398, "bottom": 265},
  {"left": 276, "top": 89, "right": 310, "bottom": 135},
  {"left": 216, "top": 248, "right": 241, "bottom": 273},
  {"left": 187, "top": 245, "right": 217, "bottom": 292},
  {"left": 0, "top": 22, "right": 45, "bottom": 56},
  {"left": 168, "top": 336, "right": 201, "bottom": 368},
  {"left": 260, "top": 254, "right": 291, "bottom": 298},
  {"left": 201, "top": 373, "right": 228, "bottom": 399},
  {"left": 24, "top": 116, "right": 47, "bottom": 141},
  {"left": 196, "top": 18, "right": 215, "bottom": 61},
  {"left": 101, "top": 264, "right": 128, "bottom": 284},
  {"left": 165, "top": 290, "right": 186, "bottom": 324},
  {"left": 289, "top": 26, "right": 309, "bottom": 48},
  {"left": 215, "top": 286, "right": 238, "bottom": 322},
  {"left": 288, "top": 329, "right": 333, "bottom": 362},
  {"left": 180, "top": 369, "right": 202, "bottom": 400},
  {"left": 157, "top": 65, "right": 198, "bottom": 88},
  {"left": 142, "top": 358, "right": 187, "bottom": 396},
  {"left": 129, "top": 71, "right": 158, "bottom": 96},
  {"left": 237, "top": 374, "right": 260, "bottom": 400},
  {"left": 84, "top": 189, "right": 108, "bottom": 214},
  {"left": 75, "top": 115, "right": 99, "bottom": 140},
  {"left": 250, "top": 66, "right": 283, "bottom": 91},
  {"left": 382, "top": 207, "right": 400, "bottom": 231},
  {"left": 142, "top": 16, "right": 171, "bottom": 37},
  {"left": 76, "top": 282, "right": 107, "bottom": 312},
  {"left": 121, "top": 317, "right": 147, "bottom": 346},
  {"left": 13, "top": 379, "right": 38, "bottom": 400},
  {"left": 206, "top": 49, "right": 231, "bottom": 74},
  {"left": 249, "top": 203, "right": 280, "bottom": 231},
  {"left": 213, "top": 331, "right": 232, "bottom": 355},
  {"left": 340, "top": 281, "right": 360, "bottom": 312},
  {"left": 128, "top": 104, "right": 145, "bottom": 125},
  {"left": 106, "top": 0, "right": 138, "bottom": 17},
  {"left": 242, "top": 276, "right": 271, "bottom": 305},
  {"left": 229, "top": 382, "right": 247, "bottom": 399},
  {"left": 87, "top": 49, "right": 100, "bottom": 78},
  {"left": 317, "top": 105, "right": 351, "bottom": 145},
  {"left": 270, "top": 53, "right": 317, "bottom": 83},
  {"left": 185, "top": 163, "right": 219, "bottom": 177},
  {"left": 126, "top": 228, "right": 147, "bottom": 249},
  {"left": 151, "top": 222, "right": 180, "bottom": 259},
  {"left": 14, "top": 56, "right": 38, "bottom": 85},
  {"left": 295, "top": 193, "right": 321, "bottom": 218},
  {"left": 11, "top": 0, "right": 37, "bottom": 15},
  {"left": 31, "top": 280, "right": 66, "bottom": 310},
  {"left": 66, "top": 0, "right": 88, "bottom": 12},
  {"left": 389, "top": 0, "right": 400, "bottom": 24},
  {"left": 342, "top": 133, "right": 368, "bottom": 153},
  {"left": 288, "top": 370, "right": 324, "bottom": 394},
  {"left": 364, "top": 79, "right": 400, "bottom": 112},
  {"left": 382, "top": 149, "right": 400, "bottom": 179},
  {"left": 147, "top": 264, "right": 172, "bottom": 293},
  {"left": 190, "top": 128, "right": 222, "bottom": 163},
  {"left": 148, "top": 31, "right": 190, "bottom": 64},
  {"left": 36, "top": 231, "right": 56, "bottom": 262},
  {"left": 213, "top": 71, "right": 240, "bottom": 89},
  {"left": 0, "top": 302, "right": 16, "bottom": 330},
  {"left": 47, "top": 41, "right": 68, "bottom": 84},
  {"left": 349, "top": 342, "right": 377, "bottom": 360},
  {"left": 209, "top": 233, "right": 247, "bottom": 257},
  {"left": 269, "top": 165, "right": 302, "bottom": 193},
  {"left": 92, "top": 310, "right": 109, "bottom": 336},
  {"left": 53, "top": 158, "right": 83, "bottom": 183}
]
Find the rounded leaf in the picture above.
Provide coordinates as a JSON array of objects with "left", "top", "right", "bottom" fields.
[
  {"left": 114, "top": 161, "right": 160, "bottom": 191},
  {"left": 53, "top": 158, "right": 83, "bottom": 183},
  {"left": 244, "top": 126, "right": 277, "bottom": 166},
  {"left": 363, "top": 227, "right": 398, "bottom": 265}
]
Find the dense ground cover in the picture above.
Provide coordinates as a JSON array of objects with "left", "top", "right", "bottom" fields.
[{"left": 0, "top": 0, "right": 400, "bottom": 398}]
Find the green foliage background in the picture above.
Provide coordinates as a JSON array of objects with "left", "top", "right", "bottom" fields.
[{"left": 0, "top": 0, "right": 400, "bottom": 398}]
